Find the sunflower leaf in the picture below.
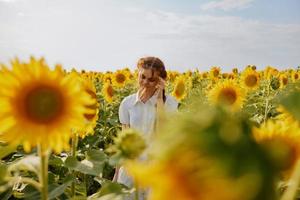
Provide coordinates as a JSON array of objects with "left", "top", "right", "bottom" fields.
[
  {"left": 8, "top": 155, "right": 40, "bottom": 175},
  {"left": 64, "top": 156, "right": 104, "bottom": 176},
  {"left": 48, "top": 175, "right": 75, "bottom": 199}
]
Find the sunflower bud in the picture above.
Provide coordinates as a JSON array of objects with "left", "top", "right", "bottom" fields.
[
  {"left": 270, "top": 77, "right": 280, "bottom": 90},
  {"left": 114, "top": 129, "right": 147, "bottom": 160}
]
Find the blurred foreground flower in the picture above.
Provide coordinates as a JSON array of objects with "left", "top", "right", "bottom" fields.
[
  {"left": 253, "top": 120, "right": 300, "bottom": 174},
  {"left": 0, "top": 57, "right": 93, "bottom": 153},
  {"left": 126, "top": 105, "right": 278, "bottom": 200}
]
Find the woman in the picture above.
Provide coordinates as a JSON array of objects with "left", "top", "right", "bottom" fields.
[{"left": 113, "top": 56, "right": 178, "bottom": 199}]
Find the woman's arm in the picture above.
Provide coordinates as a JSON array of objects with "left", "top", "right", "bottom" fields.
[{"left": 112, "top": 124, "right": 130, "bottom": 182}]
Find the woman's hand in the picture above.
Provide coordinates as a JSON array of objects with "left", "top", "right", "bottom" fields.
[
  {"left": 156, "top": 77, "right": 165, "bottom": 99},
  {"left": 138, "top": 87, "right": 149, "bottom": 103},
  {"left": 138, "top": 77, "right": 165, "bottom": 103}
]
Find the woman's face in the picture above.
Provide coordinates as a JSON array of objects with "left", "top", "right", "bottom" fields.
[{"left": 138, "top": 68, "right": 160, "bottom": 89}]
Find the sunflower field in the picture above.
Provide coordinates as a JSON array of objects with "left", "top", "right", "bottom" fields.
[{"left": 1, "top": 57, "right": 300, "bottom": 200}]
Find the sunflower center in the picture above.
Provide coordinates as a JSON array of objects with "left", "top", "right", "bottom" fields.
[
  {"left": 175, "top": 82, "right": 185, "bottom": 96},
  {"left": 106, "top": 85, "right": 114, "bottom": 97},
  {"left": 116, "top": 73, "right": 126, "bottom": 84},
  {"left": 218, "top": 88, "right": 237, "bottom": 105},
  {"left": 282, "top": 77, "right": 288, "bottom": 85},
  {"left": 294, "top": 74, "right": 299, "bottom": 80},
  {"left": 213, "top": 70, "right": 219, "bottom": 77},
  {"left": 245, "top": 75, "right": 258, "bottom": 87},
  {"left": 24, "top": 85, "right": 64, "bottom": 124},
  {"left": 84, "top": 89, "right": 98, "bottom": 121}
]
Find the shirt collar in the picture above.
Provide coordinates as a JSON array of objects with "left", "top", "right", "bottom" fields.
[{"left": 134, "top": 90, "right": 158, "bottom": 106}]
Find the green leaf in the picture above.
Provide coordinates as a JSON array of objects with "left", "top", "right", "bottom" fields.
[
  {"left": 97, "top": 181, "right": 124, "bottom": 196},
  {"left": 0, "top": 190, "right": 12, "bottom": 200},
  {"left": 86, "top": 150, "right": 107, "bottom": 163},
  {"left": 8, "top": 155, "right": 40, "bottom": 175},
  {"left": 23, "top": 185, "right": 40, "bottom": 200},
  {"left": 48, "top": 175, "right": 75, "bottom": 200},
  {"left": 108, "top": 153, "right": 122, "bottom": 166},
  {"left": 64, "top": 156, "right": 104, "bottom": 176},
  {"left": 107, "top": 119, "right": 118, "bottom": 126},
  {"left": 48, "top": 155, "right": 64, "bottom": 167},
  {"left": 87, "top": 180, "right": 130, "bottom": 200},
  {"left": 88, "top": 193, "right": 123, "bottom": 200}
]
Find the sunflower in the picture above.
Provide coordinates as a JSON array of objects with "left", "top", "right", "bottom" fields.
[
  {"left": 253, "top": 120, "right": 300, "bottom": 172},
  {"left": 264, "top": 66, "right": 279, "bottom": 80},
  {"left": 222, "top": 73, "right": 229, "bottom": 79},
  {"left": 112, "top": 69, "right": 130, "bottom": 88},
  {"left": 232, "top": 68, "right": 239, "bottom": 75},
  {"left": 76, "top": 77, "right": 99, "bottom": 138},
  {"left": 201, "top": 72, "right": 209, "bottom": 79},
  {"left": 110, "top": 128, "right": 147, "bottom": 160},
  {"left": 209, "top": 66, "right": 221, "bottom": 80},
  {"left": 228, "top": 73, "right": 236, "bottom": 80},
  {"left": 279, "top": 73, "right": 289, "bottom": 89},
  {"left": 245, "top": 65, "right": 257, "bottom": 71},
  {"left": 291, "top": 70, "right": 300, "bottom": 83},
  {"left": 172, "top": 75, "right": 190, "bottom": 101},
  {"left": 167, "top": 71, "right": 179, "bottom": 83},
  {"left": 185, "top": 70, "right": 193, "bottom": 78},
  {"left": 208, "top": 80, "right": 245, "bottom": 111},
  {"left": 102, "top": 82, "right": 114, "bottom": 103},
  {"left": 0, "top": 57, "right": 93, "bottom": 153},
  {"left": 240, "top": 69, "right": 260, "bottom": 90},
  {"left": 102, "top": 72, "right": 113, "bottom": 84}
]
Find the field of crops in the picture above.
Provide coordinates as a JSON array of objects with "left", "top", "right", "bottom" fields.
[{"left": 1, "top": 57, "right": 300, "bottom": 200}]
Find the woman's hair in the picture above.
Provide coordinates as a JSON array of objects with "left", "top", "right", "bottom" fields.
[
  {"left": 137, "top": 56, "right": 167, "bottom": 102},
  {"left": 137, "top": 57, "right": 167, "bottom": 80}
]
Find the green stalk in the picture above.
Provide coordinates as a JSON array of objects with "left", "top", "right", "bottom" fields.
[
  {"left": 135, "top": 181, "right": 139, "bottom": 200},
  {"left": 70, "top": 133, "right": 78, "bottom": 197},
  {"left": 38, "top": 145, "right": 49, "bottom": 200},
  {"left": 263, "top": 80, "right": 271, "bottom": 124}
]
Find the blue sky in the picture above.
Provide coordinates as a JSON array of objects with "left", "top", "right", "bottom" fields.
[
  {"left": 138, "top": 0, "right": 300, "bottom": 23},
  {"left": 0, "top": 0, "right": 299, "bottom": 72}
]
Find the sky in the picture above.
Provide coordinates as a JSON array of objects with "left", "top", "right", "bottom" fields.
[{"left": 0, "top": 0, "right": 299, "bottom": 72}]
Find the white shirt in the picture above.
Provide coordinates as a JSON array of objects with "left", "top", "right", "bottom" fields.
[
  {"left": 117, "top": 92, "right": 178, "bottom": 198},
  {"left": 119, "top": 91, "right": 178, "bottom": 136}
]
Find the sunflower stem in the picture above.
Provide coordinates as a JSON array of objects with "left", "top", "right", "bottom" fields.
[
  {"left": 70, "top": 133, "right": 78, "bottom": 197},
  {"left": 38, "top": 145, "right": 49, "bottom": 200},
  {"left": 134, "top": 181, "right": 139, "bottom": 200},
  {"left": 281, "top": 159, "right": 300, "bottom": 200},
  {"left": 263, "top": 80, "right": 270, "bottom": 124}
]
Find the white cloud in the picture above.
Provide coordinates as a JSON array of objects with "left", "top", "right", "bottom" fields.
[
  {"left": 141, "top": 10, "right": 300, "bottom": 71},
  {"left": 200, "top": 0, "right": 255, "bottom": 11},
  {"left": 0, "top": 0, "right": 18, "bottom": 3},
  {"left": 0, "top": 0, "right": 299, "bottom": 72}
]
